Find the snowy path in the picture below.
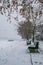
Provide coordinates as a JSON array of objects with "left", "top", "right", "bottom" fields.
[
  {"left": 0, "top": 40, "right": 31, "bottom": 65},
  {"left": 0, "top": 40, "right": 43, "bottom": 65}
]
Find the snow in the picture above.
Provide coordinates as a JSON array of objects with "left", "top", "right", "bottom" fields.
[
  {"left": 0, "top": 40, "right": 31, "bottom": 65},
  {"left": 0, "top": 10, "right": 21, "bottom": 40},
  {"left": 18, "top": 14, "right": 26, "bottom": 22},
  {"left": 18, "top": 6, "right": 23, "bottom": 12},
  {"left": 18, "top": 0, "right": 23, "bottom": 4},
  {"left": 0, "top": 14, "right": 17, "bottom": 40},
  {"left": 0, "top": 3, "right": 2, "bottom": 6},
  {"left": 0, "top": 0, "right": 43, "bottom": 65},
  {"left": 0, "top": 40, "right": 43, "bottom": 65},
  {"left": 18, "top": 6, "right": 26, "bottom": 22},
  {"left": 32, "top": 54, "right": 43, "bottom": 65}
]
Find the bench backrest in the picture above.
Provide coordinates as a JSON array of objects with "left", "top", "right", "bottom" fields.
[{"left": 35, "top": 42, "right": 39, "bottom": 48}]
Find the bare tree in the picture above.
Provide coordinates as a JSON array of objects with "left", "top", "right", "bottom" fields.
[
  {"left": 39, "top": 0, "right": 43, "bottom": 3},
  {"left": 19, "top": 0, "right": 43, "bottom": 42},
  {"left": 18, "top": 20, "right": 33, "bottom": 40}
]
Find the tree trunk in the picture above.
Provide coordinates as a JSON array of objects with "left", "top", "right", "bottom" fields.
[
  {"left": 32, "top": 30, "right": 34, "bottom": 42},
  {"left": 32, "top": 26, "right": 35, "bottom": 43}
]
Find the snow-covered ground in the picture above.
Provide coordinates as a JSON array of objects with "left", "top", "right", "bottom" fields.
[
  {"left": 0, "top": 10, "right": 21, "bottom": 40},
  {"left": 0, "top": 40, "right": 43, "bottom": 65},
  {"left": 0, "top": 40, "right": 31, "bottom": 65}
]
